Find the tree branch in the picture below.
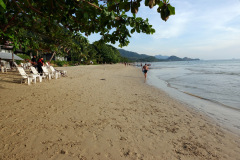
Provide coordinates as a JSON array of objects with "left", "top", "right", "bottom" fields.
[
  {"left": 27, "top": 0, "right": 43, "bottom": 15},
  {"left": 3, "top": 13, "right": 19, "bottom": 32},
  {"left": 80, "top": 0, "right": 102, "bottom": 11}
]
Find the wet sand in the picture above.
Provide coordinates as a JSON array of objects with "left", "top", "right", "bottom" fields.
[{"left": 0, "top": 64, "right": 239, "bottom": 159}]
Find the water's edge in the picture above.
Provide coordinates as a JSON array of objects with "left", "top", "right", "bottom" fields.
[{"left": 145, "top": 68, "right": 240, "bottom": 136}]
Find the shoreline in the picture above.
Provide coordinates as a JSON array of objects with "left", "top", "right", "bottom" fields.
[
  {"left": 147, "top": 68, "right": 240, "bottom": 136},
  {"left": 0, "top": 64, "right": 240, "bottom": 159}
]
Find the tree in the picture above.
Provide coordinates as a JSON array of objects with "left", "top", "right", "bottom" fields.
[
  {"left": 67, "top": 33, "right": 90, "bottom": 62},
  {"left": 0, "top": 0, "right": 175, "bottom": 51},
  {"left": 87, "top": 44, "right": 98, "bottom": 63},
  {"left": 90, "top": 41, "right": 123, "bottom": 64}
]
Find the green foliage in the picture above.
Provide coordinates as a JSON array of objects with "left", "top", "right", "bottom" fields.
[
  {"left": 0, "top": 0, "right": 174, "bottom": 64},
  {"left": 66, "top": 61, "right": 80, "bottom": 66},
  {"left": 139, "top": 56, "right": 160, "bottom": 62},
  {"left": 50, "top": 60, "right": 75, "bottom": 67},
  {"left": 118, "top": 49, "right": 160, "bottom": 62},
  {"left": 0, "top": 0, "right": 6, "bottom": 9},
  {"left": 120, "top": 57, "right": 131, "bottom": 63},
  {"left": 91, "top": 41, "right": 123, "bottom": 64},
  {"left": 67, "top": 33, "right": 90, "bottom": 62},
  {"left": 91, "top": 59, "right": 97, "bottom": 65},
  {"left": 0, "top": 0, "right": 174, "bottom": 52},
  {"left": 54, "top": 60, "right": 67, "bottom": 67},
  {"left": 168, "top": 5, "right": 175, "bottom": 15},
  {"left": 16, "top": 54, "right": 31, "bottom": 61},
  {"left": 15, "top": 60, "right": 22, "bottom": 65}
]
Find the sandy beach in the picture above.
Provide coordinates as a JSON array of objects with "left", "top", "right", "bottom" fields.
[{"left": 0, "top": 64, "right": 239, "bottom": 160}]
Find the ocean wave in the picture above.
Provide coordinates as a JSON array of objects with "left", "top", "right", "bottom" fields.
[
  {"left": 186, "top": 68, "right": 240, "bottom": 76},
  {"left": 167, "top": 82, "right": 240, "bottom": 111}
]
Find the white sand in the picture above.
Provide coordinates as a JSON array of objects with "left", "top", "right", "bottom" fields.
[{"left": 0, "top": 64, "right": 239, "bottom": 160}]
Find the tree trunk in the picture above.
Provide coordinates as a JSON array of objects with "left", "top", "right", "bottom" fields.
[{"left": 49, "top": 52, "right": 56, "bottom": 62}]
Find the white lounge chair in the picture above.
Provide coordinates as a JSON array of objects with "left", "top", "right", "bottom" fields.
[
  {"left": 30, "top": 66, "right": 43, "bottom": 82},
  {"left": 42, "top": 66, "right": 51, "bottom": 80},
  {"left": 45, "top": 62, "right": 50, "bottom": 68},
  {"left": 17, "top": 67, "right": 36, "bottom": 85},
  {"left": 21, "top": 63, "right": 26, "bottom": 69},
  {"left": 12, "top": 62, "right": 19, "bottom": 71},
  {"left": 26, "top": 62, "right": 32, "bottom": 69},
  {"left": 53, "top": 66, "right": 67, "bottom": 77},
  {"left": 49, "top": 66, "right": 61, "bottom": 79}
]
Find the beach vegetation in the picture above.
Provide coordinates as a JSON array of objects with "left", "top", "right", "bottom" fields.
[
  {"left": 0, "top": 0, "right": 174, "bottom": 62},
  {"left": 16, "top": 54, "right": 31, "bottom": 62},
  {"left": 87, "top": 41, "right": 123, "bottom": 64},
  {"left": 13, "top": 53, "right": 31, "bottom": 65},
  {"left": 118, "top": 48, "right": 200, "bottom": 62},
  {"left": 54, "top": 60, "right": 68, "bottom": 67}
]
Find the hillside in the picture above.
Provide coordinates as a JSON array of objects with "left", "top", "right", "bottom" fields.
[
  {"left": 118, "top": 49, "right": 160, "bottom": 62},
  {"left": 118, "top": 49, "right": 200, "bottom": 62},
  {"left": 155, "top": 55, "right": 169, "bottom": 59}
]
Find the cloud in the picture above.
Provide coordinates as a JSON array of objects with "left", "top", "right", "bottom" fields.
[
  {"left": 88, "top": 0, "right": 240, "bottom": 59},
  {"left": 131, "top": 1, "right": 194, "bottom": 39},
  {"left": 186, "top": 0, "right": 240, "bottom": 32},
  {"left": 151, "top": 12, "right": 191, "bottom": 39}
]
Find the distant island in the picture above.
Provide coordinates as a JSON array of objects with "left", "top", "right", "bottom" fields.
[
  {"left": 118, "top": 49, "right": 200, "bottom": 62},
  {"left": 162, "top": 55, "right": 200, "bottom": 61}
]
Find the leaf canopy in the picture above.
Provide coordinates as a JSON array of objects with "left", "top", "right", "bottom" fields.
[{"left": 0, "top": 0, "right": 174, "bottom": 53}]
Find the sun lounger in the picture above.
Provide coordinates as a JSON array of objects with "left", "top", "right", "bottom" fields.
[
  {"left": 49, "top": 66, "right": 61, "bottom": 79},
  {"left": 45, "top": 62, "right": 50, "bottom": 68},
  {"left": 53, "top": 66, "right": 67, "bottom": 77},
  {"left": 21, "top": 63, "right": 26, "bottom": 70},
  {"left": 42, "top": 66, "right": 51, "bottom": 80},
  {"left": 30, "top": 66, "right": 44, "bottom": 82},
  {"left": 17, "top": 67, "right": 36, "bottom": 85},
  {"left": 26, "top": 62, "right": 31, "bottom": 69}
]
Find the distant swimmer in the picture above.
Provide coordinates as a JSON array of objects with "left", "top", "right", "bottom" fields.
[{"left": 142, "top": 63, "right": 149, "bottom": 79}]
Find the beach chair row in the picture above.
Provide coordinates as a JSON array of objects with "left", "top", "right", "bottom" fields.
[{"left": 17, "top": 66, "right": 63, "bottom": 85}]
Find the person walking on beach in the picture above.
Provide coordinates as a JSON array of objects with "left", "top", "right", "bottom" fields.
[{"left": 142, "top": 64, "right": 149, "bottom": 79}]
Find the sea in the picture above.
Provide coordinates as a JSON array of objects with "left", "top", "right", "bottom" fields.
[{"left": 138, "top": 60, "right": 240, "bottom": 135}]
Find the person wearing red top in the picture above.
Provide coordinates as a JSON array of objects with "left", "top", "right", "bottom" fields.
[{"left": 37, "top": 57, "right": 44, "bottom": 75}]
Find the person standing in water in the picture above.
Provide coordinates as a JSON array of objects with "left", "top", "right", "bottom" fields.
[{"left": 142, "top": 64, "right": 149, "bottom": 79}]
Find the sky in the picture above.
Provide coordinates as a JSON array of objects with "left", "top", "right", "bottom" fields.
[{"left": 87, "top": 0, "right": 240, "bottom": 60}]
